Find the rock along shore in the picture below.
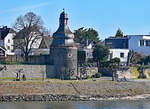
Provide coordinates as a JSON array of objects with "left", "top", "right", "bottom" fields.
[
  {"left": 1, "top": 94, "right": 150, "bottom": 102},
  {"left": 0, "top": 80, "right": 150, "bottom": 102}
]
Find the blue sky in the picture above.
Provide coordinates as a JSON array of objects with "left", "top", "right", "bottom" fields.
[{"left": 0, "top": 0, "right": 150, "bottom": 39}]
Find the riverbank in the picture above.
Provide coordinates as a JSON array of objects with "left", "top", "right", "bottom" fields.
[
  {"left": 1, "top": 94, "right": 150, "bottom": 102},
  {"left": 0, "top": 79, "right": 150, "bottom": 101}
]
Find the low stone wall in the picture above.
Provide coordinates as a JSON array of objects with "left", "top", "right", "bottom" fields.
[
  {"left": 114, "top": 68, "right": 150, "bottom": 79},
  {"left": 116, "top": 69, "right": 132, "bottom": 79},
  {"left": 78, "top": 67, "right": 98, "bottom": 77},
  {"left": 144, "top": 69, "right": 150, "bottom": 78},
  {"left": 85, "top": 67, "right": 98, "bottom": 77},
  {"left": 131, "top": 67, "right": 139, "bottom": 78},
  {"left": 131, "top": 67, "right": 150, "bottom": 79},
  {"left": 0, "top": 65, "right": 55, "bottom": 80},
  {"left": 1, "top": 55, "right": 51, "bottom": 65}
]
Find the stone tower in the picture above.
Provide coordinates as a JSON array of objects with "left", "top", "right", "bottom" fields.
[{"left": 50, "top": 10, "right": 77, "bottom": 79}]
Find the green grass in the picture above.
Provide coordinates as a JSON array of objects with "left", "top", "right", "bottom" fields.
[
  {"left": 0, "top": 61, "right": 51, "bottom": 65},
  {"left": 0, "top": 77, "right": 16, "bottom": 80},
  {"left": 26, "top": 77, "right": 43, "bottom": 80},
  {"left": 0, "top": 77, "right": 43, "bottom": 80},
  {"left": 134, "top": 78, "right": 150, "bottom": 80},
  {"left": 44, "top": 78, "right": 115, "bottom": 85},
  {"left": 0, "top": 77, "right": 114, "bottom": 85}
]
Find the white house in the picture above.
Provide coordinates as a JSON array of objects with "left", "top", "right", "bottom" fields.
[
  {"left": 29, "top": 36, "right": 53, "bottom": 56},
  {"left": 83, "top": 43, "right": 93, "bottom": 60},
  {"left": 0, "top": 26, "right": 15, "bottom": 56},
  {"left": 127, "top": 35, "right": 150, "bottom": 55},
  {"left": 109, "top": 49, "right": 129, "bottom": 65},
  {"left": 78, "top": 41, "right": 94, "bottom": 61},
  {"left": 14, "top": 31, "right": 43, "bottom": 56}
]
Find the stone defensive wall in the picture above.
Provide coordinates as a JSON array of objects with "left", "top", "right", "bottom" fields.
[{"left": 0, "top": 65, "right": 55, "bottom": 80}]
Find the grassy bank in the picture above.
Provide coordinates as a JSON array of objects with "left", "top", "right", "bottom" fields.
[{"left": 0, "top": 79, "right": 149, "bottom": 98}]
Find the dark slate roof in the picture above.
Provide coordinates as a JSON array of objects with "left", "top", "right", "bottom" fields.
[
  {"left": 53, "top": 11, "right": 74, "bottom": 39},
  {"left": 52, "top": 10, "right": 75, "bottom": 47},
  {"left": 14, "top": 28, "right": 42, "bottom": 39},
  {"left": 39, "top": 36, "right": 53, "bottom": 49},
  {"left": 60, "top": 11, "right": 68, "bottom": 20},
  {"left": 106, "top": 36, "right": 128, "bottom": 39},
  {"left": 125, "top": 35, "right": 150, "bottom": 36},
  {"left": 13, "top": 28, "right": 28, "bottom": 39},
  {"left": 53, "top": 25, "right": 73, "bottom": 39},
  {"left": 105, "top": 37, "right": 128, "bottom": 49},
  {"left": 0, "top": 26, "right": 15, "bottom": 40}
]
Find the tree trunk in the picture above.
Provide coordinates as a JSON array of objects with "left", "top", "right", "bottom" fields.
[
  {"left": 97, "top": 61, "right": 100, "bottom": 72},
  {"left": 42, "top": 73, "right": 45, "bottom": 81},
  {"left": 25, "top": 53, "right": 29, "bottom": 63},
  {"left": 112, "top": 71, "right": 115, "bottom": 81}
]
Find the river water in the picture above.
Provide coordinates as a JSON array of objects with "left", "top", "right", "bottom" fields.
[{"left": 0, "top": 100, "right": 150, "bottom": 109}]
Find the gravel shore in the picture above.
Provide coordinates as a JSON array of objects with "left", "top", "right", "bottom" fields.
[{"left": 0, "top": 79, "right": 150, "bottom": 101}]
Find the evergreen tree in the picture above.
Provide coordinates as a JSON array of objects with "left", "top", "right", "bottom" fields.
[
  {"left": 74, "top": 27, "right": 100, "bottom": 45},
  {"left": 93, "top": 44, "right": 109, "bottom": 67},
  {"left": 115, "top": 28, "right": 123, "bottom": 37}
]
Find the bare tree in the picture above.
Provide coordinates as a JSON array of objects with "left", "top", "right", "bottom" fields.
[
  {"left": 127, "top": 50, "right": 146, "bottom": 66},
  {"left": 42, "top": 28, "right": 52, "bottom": 36},
  {"left": 13, "top": 12, "right": 44, "bottom": 62}
]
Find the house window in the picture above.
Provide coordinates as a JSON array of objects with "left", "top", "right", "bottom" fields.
[
  {"left": 8, "top": 39, "right": 10, "bottom": 43},
  {"left": 120, "top": 53, "right": 124, "bottom": 58},
  {"left": 146, "top": 40, "right": 150, "bottom": 46},
  {"left": 140, "top": 40, "right": 144, "bottom": 46},
  {"left": 7, "top": 46, "right": 10, "bottom": 50}
]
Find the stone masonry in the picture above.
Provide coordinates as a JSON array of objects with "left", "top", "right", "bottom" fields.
[
  {"left": 0, "top": 65, "right": 55, "bottom": 79},
  {"left": 50, "top": 10, "right": 77, "bottom": 79}
]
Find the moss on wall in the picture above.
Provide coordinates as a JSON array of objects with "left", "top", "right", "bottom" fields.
[{"left": 131, "top": 67, "right": 139, "bottom": 78}]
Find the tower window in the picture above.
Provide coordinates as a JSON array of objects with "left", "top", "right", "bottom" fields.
[{"left": 68, "top": 54, "right": 72, "bottom": 57}]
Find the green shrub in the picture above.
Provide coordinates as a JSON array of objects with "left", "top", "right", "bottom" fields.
[
  {"left": 138, "top": 74, "right": 147, "bottom": 79},
  {"left": 86, "top": 75, "right": 91, "bottom": 79},
  {"left": 94, "top": 72, "right": 101, "bottom": 78}
]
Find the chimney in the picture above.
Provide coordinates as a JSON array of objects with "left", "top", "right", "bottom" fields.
[{"left": 3, "top": 26, "right": 7, "bottom": 30}]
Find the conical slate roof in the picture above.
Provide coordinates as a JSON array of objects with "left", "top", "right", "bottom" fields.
[
  {"left": 53, "top": 10, "right": 74, "bottom": 39},
  {"left": 52, "top": 10, "right": 75, "bottom": 47}
]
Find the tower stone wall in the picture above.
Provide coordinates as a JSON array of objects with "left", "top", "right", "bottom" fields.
[{"left": 50, "top": 10, "right": 77, "bottom": 79}]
